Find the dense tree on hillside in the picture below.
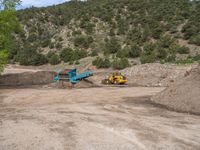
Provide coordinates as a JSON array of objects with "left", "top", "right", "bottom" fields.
[
  {"left": 92, "top": 57, "right": 111, "bottom": 68},
  {"left": 0, "top": 0, "right": 20, "bottom": 72},
  {"left": 74, "top": 36, "right": 93, "bottom": 49},
  {"left": 60, "top": 48, "right": 73, "bottom": 62},
  {"left": 15, "top": 45, "right": 48, "bottom": 66},
  {"left": 104, "top": 37, "right": 121, "bottom": 54},
  {"left": 60, "top": 48, "right": 88, "bottom": 62},
  {"left": 112, "top": 57, "right": 130, "bottom": 70},
  {"left": 129, "top": 43, "right": 141, "bottom": 58},
  {"left": 49, "top": 53, "right": 60, "bottom": 65}
]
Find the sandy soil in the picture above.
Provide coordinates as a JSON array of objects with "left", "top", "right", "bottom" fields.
[{"left": 1, "top": 87, "right": 200, "bottom": 150}]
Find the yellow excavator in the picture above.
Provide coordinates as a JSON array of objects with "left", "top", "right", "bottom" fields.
[{"left": 102, "top": 72, "right": 128, "bottom": 85}]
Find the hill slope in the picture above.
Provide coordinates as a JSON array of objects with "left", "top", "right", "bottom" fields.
[{"left": 11, "top": 0, "right": 200, "bottom": 67}]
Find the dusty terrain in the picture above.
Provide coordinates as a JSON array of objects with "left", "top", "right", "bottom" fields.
[
  {"left": 1, "top": 87, "right": 200, "bottom": 150},
  {"left": 1, "top": 64, "right": 200, "bottom": 150}
]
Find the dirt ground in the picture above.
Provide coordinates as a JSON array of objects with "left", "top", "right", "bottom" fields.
[{"left": 1, "top": 87, "right": 200, "bottom": 150}]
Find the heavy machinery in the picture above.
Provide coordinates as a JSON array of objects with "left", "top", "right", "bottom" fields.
[
  {"left": 102, "top": 72, "right": 128, "bottom": 85},
  {"left": 54, "top": 68, "right": 93, "bottom": 84}
]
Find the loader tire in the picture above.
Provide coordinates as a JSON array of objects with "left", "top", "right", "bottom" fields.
[{"left": 102, "top": 79, "right": 111, "bottom": 85}]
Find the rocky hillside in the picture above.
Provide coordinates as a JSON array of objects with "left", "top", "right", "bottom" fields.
[{"left": 10, "top": 0, "right": 200, "bottom": 67}]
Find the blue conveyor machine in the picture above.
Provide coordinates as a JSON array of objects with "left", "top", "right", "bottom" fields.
[{"left": 54, "top": 69, "right": 93, "bottom": 84}]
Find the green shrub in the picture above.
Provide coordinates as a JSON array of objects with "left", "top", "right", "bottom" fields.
[
  {"left": 143, "top": 42, "right": 157, "bottom": 55},
  {"left": 175, "top": 59, "right": 194, "bottom": 64},
  {"left": 109, "top": 28, "right": 115, "bottom": 36},
  {"left": 60, "top": 48, "right": 87, "bottom": 62},
  {"left": 74, "top": 36, "right": 93, "bottom": 49},
  {"left": 165, "top": 54, "right": 176, "bottom": 62},
  {"left": 159, "top": 36, "right": 175, "bottom": 48},
  {"left": 112, "top": 58, "right": 129, "bottom": 70},
  {"left": 58, "top": 37, "right": 63, "bottom": 42},
  {"left": 69, "top": 61, "right": 73, "bottom": 65},
  {"left": 117, "top": 19, "right": 126, "bottom": 35},
  {"left": 105, "top": 37, "right": 121, "bottom": 54},
  {"left": 49, "top": 54, "right": 60, "bottom": 65},
  {"left": 84, "top": 23, "right": 95, "bottom": 34},
  {"left": 176, "top": 45, "right": 190, "bottom": 54},
  {"left": 192, "top": 54, "right": 200, "bottom": 62},
  {"left": 74, "top": 36, "right": 86, "bottom": 48},
  {"left": 140, "top": 52, "right": 157, "bottom": 64},
  {"left": 189, "top": 35, "right": 200, "bottom": 46},
  {"left": 55, "top": 43, "right": 62, "bottom": 49},
  {"left": 156, "top": 48, "right": 167, "bottom": 59},
  {"left": 49, "top": 42, "right": 55, "bottom": 49},
  {"left": 92, "top": 57, "right": 111, "bottom": 68},
  {"left": 41, "top": 39, "right": 51, "bottom": 48},
  {"left": 27, "top": 34, "right": 37, "bottom": 42},
  {"left": 8, "top": 41, "right": 20, "bottom": 60},
  {"left": 92, "top": 57, "right": 102, "bottom": 67},
  {"left": 116, "top": 48, "right": 129, "bottom": 58},
  {"left": 17, "top": 49, "right": 48, "bottom": 66},
  {"left": 182, "top": 24, "right": 198, "bottom": 40},
  {"left": 72, "top": 30, "right": 82, "bottom": 36},
  {"left": 60, "top": 48, "right": 73, "bottom": 62},
  {"left": 87, "top": 36, "right": 94, "bottom": 43},
  {"left": 129, "top": 43, "right": 141, "bottom": 58},
  {"left": 127, "top": 28, "right": 143, "bottom": 45},
  {"left": 32, "top": 53, "right": 48, "bottom": 66},
  {"left": 75, "top": 60, "right": 80, "bottom": 65},
  {"left": 90, "top": 50, "right": 98, "bottom": 57},
  {"left": 47, "top": 51, "right": 54, "bottom": 58},
  {"left": 0, "top": 50, "right": 8, "bottom": 73},
  {"left": 15, "top": 44, "right": 48, "bottom": 66},
  {"left": 152, "top": 26, "right": 163, "bottom": 39},
  {"left": 72, "top": 49, "right": 88, "bottom": 60},
  {"left": 103, "top": 57, "right": 111, "bottom": 68}
]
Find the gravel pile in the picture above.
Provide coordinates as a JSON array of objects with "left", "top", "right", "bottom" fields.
[
  {"left": 121, "top": 63, "right": 195, "bottom": 87},
  {"left": 152, "top": 65, "right": 200, "bottom": 115}
]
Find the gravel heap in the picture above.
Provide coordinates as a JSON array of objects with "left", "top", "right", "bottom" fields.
[
  {"left": 152, "top": 65, "right": 200, "bottom": 115},
  {"left": 121, "top": 63, "right": 195, "bottom": 87}
]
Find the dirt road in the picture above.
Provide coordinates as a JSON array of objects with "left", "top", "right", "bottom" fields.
[{"left": 0, "top": 87, "right": 200, "bottom": 150}]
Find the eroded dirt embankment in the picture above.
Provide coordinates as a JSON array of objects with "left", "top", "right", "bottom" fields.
[
  {"left": 0, "top": 70, "right": 99, "bottom": 89},
  {"left": 0, "top": 71, "right": 56, "bottom": 87}
]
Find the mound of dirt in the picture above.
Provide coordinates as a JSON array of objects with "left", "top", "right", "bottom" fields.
[
  {"left": 0, "top": 71, "right": 56, "bottom": 87},
  {"left": 121, "top": 63, "right": 196, "bottom": 87},
  {"left": 75, "top": 79, "right": 99, "bottom": 88},
  {"left": 152, "top": 65, "right": 200, "bottom": 114}
]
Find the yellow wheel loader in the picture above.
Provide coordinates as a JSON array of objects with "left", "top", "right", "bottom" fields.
[{"left": 102, "top": 72, "right": 128, "bottom": 85}]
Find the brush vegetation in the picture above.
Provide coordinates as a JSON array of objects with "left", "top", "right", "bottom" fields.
[{"left": 7, "top": 0, "right": 200, "bottom": 68}]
